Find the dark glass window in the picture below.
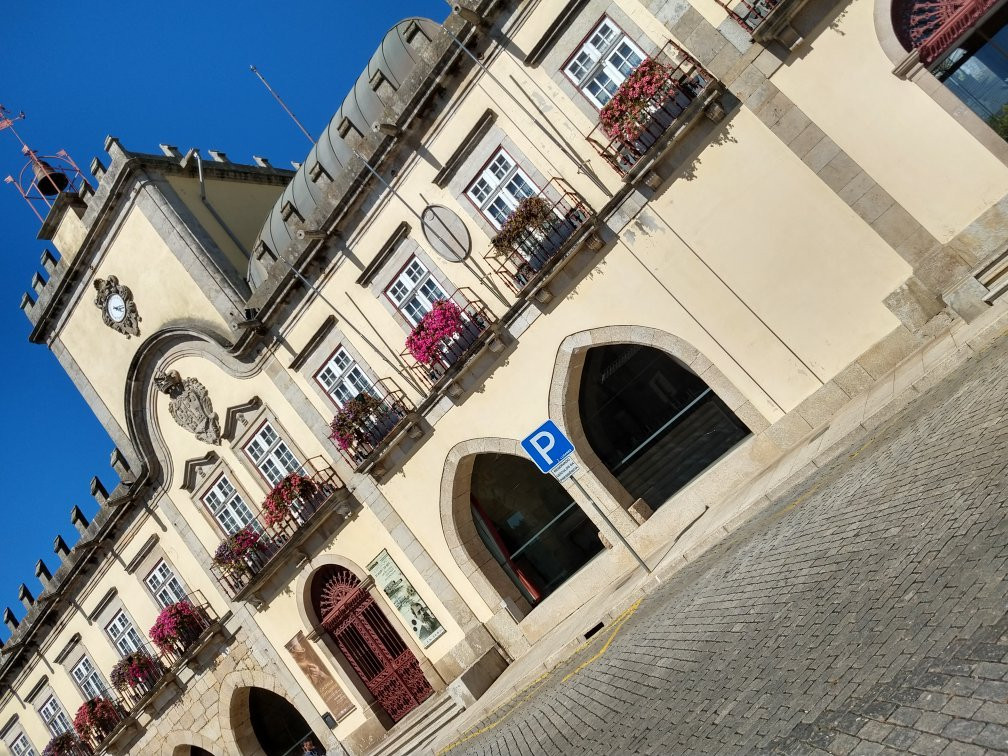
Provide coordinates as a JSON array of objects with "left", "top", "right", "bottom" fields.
[
  {"left": 933, "top": 3, "right": 1008, "bottom": 139},
  {"left": 470, "top": 454, "right": 602, "bottom": 606},
  {"left": 578, "top": 344, "right": 750, "bottom": 507}
]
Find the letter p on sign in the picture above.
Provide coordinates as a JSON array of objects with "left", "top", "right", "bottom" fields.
[{"left": 521, "top": 420, "right": 575, "bottom": 474}]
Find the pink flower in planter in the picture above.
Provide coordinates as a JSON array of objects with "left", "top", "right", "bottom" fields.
[
  {"left": 262, "top": 473, "right": 319, "bottom": 527},
  {"left": 149, "top": 600, "right": 204, "bottom": 654},
  {"left": 73, "top": 696, "right": 122, "bottom": 744},
  {"left": 42, "top": 733, "right": 87, "bottom": 756},
  {"left": 329, "top": 393, "right": 388, "bottom": 451},
  {"left": 405, "top": 300, "right": 465, "bottom": 366},
  {"left": 599, "top": 58, "right": 676, "bottom": 143},
  {"left": 110, "top": 650, "right": 162, "bottom": 690},
  {"left": 212, "top": 525, "right": 263, "bottom": 571}
]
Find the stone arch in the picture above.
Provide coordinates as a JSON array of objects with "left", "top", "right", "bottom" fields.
[
  {"left": 872, "top": 0, "right": 1008, "bottom": 162},
  {"left": 219, "top": 668, "right": 322, "bottom": 756},
  {"left": 161, "top": 729, "right": 224, "bottom": 756},
  {"left": 548, "top": 325, "right": 758, "bottom": 512},
  {"left": 440, "top": 437, "right": 533, "bottom": 615}
]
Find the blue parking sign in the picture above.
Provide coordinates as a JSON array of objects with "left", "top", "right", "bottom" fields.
[{"left": 521, "top": 420, "right": 575, "bottom": 474}]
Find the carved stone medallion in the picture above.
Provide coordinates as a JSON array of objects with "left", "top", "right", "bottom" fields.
[
  {"left": 94, "top": 276, "right": 141, "bottom": 338},
  {"left": 154, "top": 370, "right": 221, "bottom": 445}
]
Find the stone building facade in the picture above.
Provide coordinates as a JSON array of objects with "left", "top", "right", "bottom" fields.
[{"left": 1, "top": 0, "right": 1007, "bottom": 754}]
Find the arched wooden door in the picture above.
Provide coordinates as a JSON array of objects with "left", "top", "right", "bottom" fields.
[{"left": 314, "top": 566, "right": 433, "bottom": 722}]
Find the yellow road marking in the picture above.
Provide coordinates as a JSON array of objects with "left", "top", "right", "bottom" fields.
[{"left": 437, "top": 599, "right": 643, "bottom": 754}]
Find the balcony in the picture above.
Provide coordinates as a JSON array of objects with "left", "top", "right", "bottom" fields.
[
  {"left": 330, "top": 377, "right": 421, "bottom": 475},
  {"left": 398, "top": 288, "right": 501, "bottom": 394},
  {"left": 484, "top": 178, "right": 599, "bottom": 297},
  {"left": 83, "top": 592, "right": 222, "bottom": 755},
  {"left": 210, "top": 458, "right": 348, "bottom": 600},
  {"left": 717, "top": 0, "right": 819, "bottom": 47},
  {"left": 586, "top": 41, "right": 723, "bottom": 180}
]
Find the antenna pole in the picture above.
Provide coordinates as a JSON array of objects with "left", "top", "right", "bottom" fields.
[
  {"left": 0, "top": 105, "right": 28, "bottom": 150},
  {"left": 249, "top": 65, "right": 314, "bottom": 144}
]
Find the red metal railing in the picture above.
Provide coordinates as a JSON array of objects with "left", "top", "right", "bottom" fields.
[
  {"left": 586, "top": 40, "right": 715, "bottom": 177},
  {"left": 210, "top": 458, "right": 345, "bottom": 598},
  {"left": 398, "top": 288, "right": 497, "bottom": 392},
  {"left": 331, "top": 377, "right": 415, "bottom": 470},
  {"left": 717, "top": 0, "right": 782, "bottom": 31},
  {"left": 919, "top": 0, "right": 996, "bottom": 62},
  {"left": 42, "top": 734, "right": 93, "bottom": 756},
  {"left": 484, "top": 177, "right": 595, "bottom": 295}
]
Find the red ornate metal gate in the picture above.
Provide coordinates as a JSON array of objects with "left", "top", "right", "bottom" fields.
[{"left": 317, "top": 567, "right": 433, "bottom": 722}]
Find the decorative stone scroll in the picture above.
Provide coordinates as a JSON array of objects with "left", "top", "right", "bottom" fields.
[
  {"left": 94, "top": 276, "right": 141, "bottom": 338},
  {"left": 154, "top": 370, "right": 221, "bottom": 445}
]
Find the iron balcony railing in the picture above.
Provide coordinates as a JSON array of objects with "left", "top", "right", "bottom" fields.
[
  {"left": 398, "top": 287, "right": 497, "bottom": 392},
  {"left": 717, "top": 0, "right": 782, "bottom": 32},
  {"left": 85, "top": 591, "right": 218, "bottom": 753},
  {"left": 210, "top": 458, "right": 346, "bottom": 598},
  {"left": 484, "top": 177, "right": 595, "bottom": 295},
  {"left": 586, "top": 40, "right": 715, "bottom": 177},
  {"left": 331, "top": 377, "right": 415, "bottom": 470}
]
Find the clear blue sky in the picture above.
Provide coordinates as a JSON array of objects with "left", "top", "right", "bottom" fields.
[{"left": 0, "top": 0, "right": 448, "bottom": 638}]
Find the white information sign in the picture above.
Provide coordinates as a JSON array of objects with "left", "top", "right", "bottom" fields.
[{"left": 550, "top": 454, "right": 580, "bottom": 481}]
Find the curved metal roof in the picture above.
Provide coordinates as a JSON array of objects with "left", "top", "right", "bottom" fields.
[{"left": 249, "top": 17, "right": 442, "bottom": 288}]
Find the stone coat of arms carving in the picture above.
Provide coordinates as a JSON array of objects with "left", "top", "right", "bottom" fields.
[
  {"left": 93, "top": 276, "right": 141, "bottom": 338},
  {"left": 154, "top": 370, "right": 221, "bottom": 445}
]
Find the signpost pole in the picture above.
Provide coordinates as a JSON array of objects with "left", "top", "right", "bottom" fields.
[{"left": 568, "top": 475, "right": 650, "bottom": 574}]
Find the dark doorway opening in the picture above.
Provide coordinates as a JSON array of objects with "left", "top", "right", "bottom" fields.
[
  {"left": 248, "top": 687, "right": 319, "bottom": 756},
  {"left": 470, "top": 453, "right": 603, "bottom": 605},
  {"left": 578, "top": 344, "right": 750, "bottom": 507}
]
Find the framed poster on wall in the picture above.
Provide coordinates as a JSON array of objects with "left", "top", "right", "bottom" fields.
[{"left": 367, "top": 549, "right": 446, "bottom": 648}]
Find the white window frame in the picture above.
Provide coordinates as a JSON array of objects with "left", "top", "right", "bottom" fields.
[
  {"left": 564, "top": 17, "right": 646, "bottom": 109},
  {"left": 105, "top": 609, "right": 145, "bottom": 657},
  {"left": 71, "top": 654, "right": 109, "bottom": 700},
  {"left": 38, "top": 695, "right": 72, "bottom": 737},
  {"left": 384, "top": 256, "right": 451, "bottom": 326},
  {"left": 201, "top": 473, "right": 258, "bottom": 535},
  {"left": 242, "top": 420, "right": 302, "bottom": 487},
  {"left": 315, "top": 347, "right": 375, "bottom": 408},
  {"left": 465, "top": 148, "right": 540, "bottom": 230},
  {"left": 8, "top": 730, "right": 36, "bottom": 756},
  {"left": 145, "top": 560, "right": 187, "bottom": 609}
]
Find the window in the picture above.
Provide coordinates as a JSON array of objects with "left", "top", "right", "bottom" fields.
[
  {"left": 315, "top": 347, "right": 375, "bottom": 407},
  {"left": 564, "top": 17, "right": 646, "bottom": 108},
  {"left": 38, "top": 695, "right": 72, "bottom": 736},
  {"left": 385, "top": 257, "right": 450, "bottom": 326},
  {"left": 466, "top": 149, "right": 540, "bottom": 229},
  {"left": 146, "top": 560, "right": 187, "bottom": 608},
  {"left": 106, "top": 609, "right": 145, "bottom": 657},
  {"left": 931, "top": 3, "right": 1008, "bottom": 140},
  {"left": 243, "top": 421, "right": 302, "bottom": 486},
  {"left": 9, "top": 732, "right": 36, "bottom": 756},
  {"left": 71, "top": 655, "right": 109, "bottom": 700},
  {"left": 201, "top": 473, "right": 258, "bottom": 535}
]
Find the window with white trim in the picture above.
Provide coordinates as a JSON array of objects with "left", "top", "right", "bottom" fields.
[
  {"left": 145, "top": 560, "right": 187, "bottom": 609},
  {"left": 201, "top": 473, "right": 258, "bottom": 535},
  {"left": 385, "top": 257, "right": 450, "bottom": 326},
  {"left": 316, "top": 347, "right": 375, "bottom": 408},
  {"left": 564, "top": 17, "right": 646, "bottom": 108},
  {"left": 71, "top": 654, "right": 109, "bottom": 700},
  {"left": 38, "top": 695, "right": 72, "bottom": 736},
  {"left": 105, "top": 609, "right": 145, "bottom": 657},
  {"left": 8, "top": 731, "right": 36, "bottom": 756},
  {"left": 466, "top": 149, "right": 539, "bottom": 229},
  {"left": 243, "top": 421, "right": 302, "bottom": 486}
]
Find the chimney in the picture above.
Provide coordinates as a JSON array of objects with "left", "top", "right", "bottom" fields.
[
  {"left": 53, "top": 535, "right": 70, "bottom": 560},
  {"left": 90, "top": 476, "right": 108, "bottom": 506},
  {"left": 18, "top": 584, "right": 33, "bottom": 612},
  {"left": 35, "top": 559, "right": 52, "bottom": 588},
  {"left": 3, "top": 607, "right": 18, "bottom": 634},
  {"left": 109, "top": 448, "right": 134, "bottom": 484},
  {"left": 71, "top": 506, "right": 89, "bottom": 537}
]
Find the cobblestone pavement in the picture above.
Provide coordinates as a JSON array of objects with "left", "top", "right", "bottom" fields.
[{"left": 443, "top": 337, "right": 1008, "bottom": 755}]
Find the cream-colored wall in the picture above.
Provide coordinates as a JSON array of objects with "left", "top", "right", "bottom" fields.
[
  {"left": 770, "top": 0, "right": 1008, "bottom": 242},
  {"left": 164, "top": 175, "right": 286, "bottom": 279},
  {"left": 57, "top": 205, "right": 232, "bottom": 434}
]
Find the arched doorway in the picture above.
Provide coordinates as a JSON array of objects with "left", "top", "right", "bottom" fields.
[
  {"left": 235, "top": 686, "right": 320, "bottom": 756},
  {"left": 578, "top": 344, "right": 750, "bottom": 507},
  {"left": 312, "top": 566, "right": 433, "bottom": 723},
  {"left": 470, "top": 453, "right": 603, "bottom": 606}
]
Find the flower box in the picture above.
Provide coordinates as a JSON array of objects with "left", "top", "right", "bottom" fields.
[
  {"left": 42, "top": 733, "right": 91, "bottom": 756},
  {"left": 405, "top": 300, "right": 466, "bottom": 366},
  {"left": 149, "top": 600, "right": 206, "bottom": 656},
  {"left": 110, "top": 650, "right": 163, "bottom": 693},
  {"left": 74, "top": 697, "right": 123, "bottom": 746},
  {"left": 263, "top": 472, "right": 320, "bottom": 528},
  {"left": 212, "top": 525, "right": 265, "bottom": 575}
]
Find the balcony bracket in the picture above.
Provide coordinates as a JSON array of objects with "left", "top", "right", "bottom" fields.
[
  {"left": 643, "top": 170, "right": 663, "bottom": 191},
  {"left": 533, "top": 287, "right": 554, "bottom": 305},
  {"left": 704, "top": 99, "right": 727, "bottom": 123}
]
